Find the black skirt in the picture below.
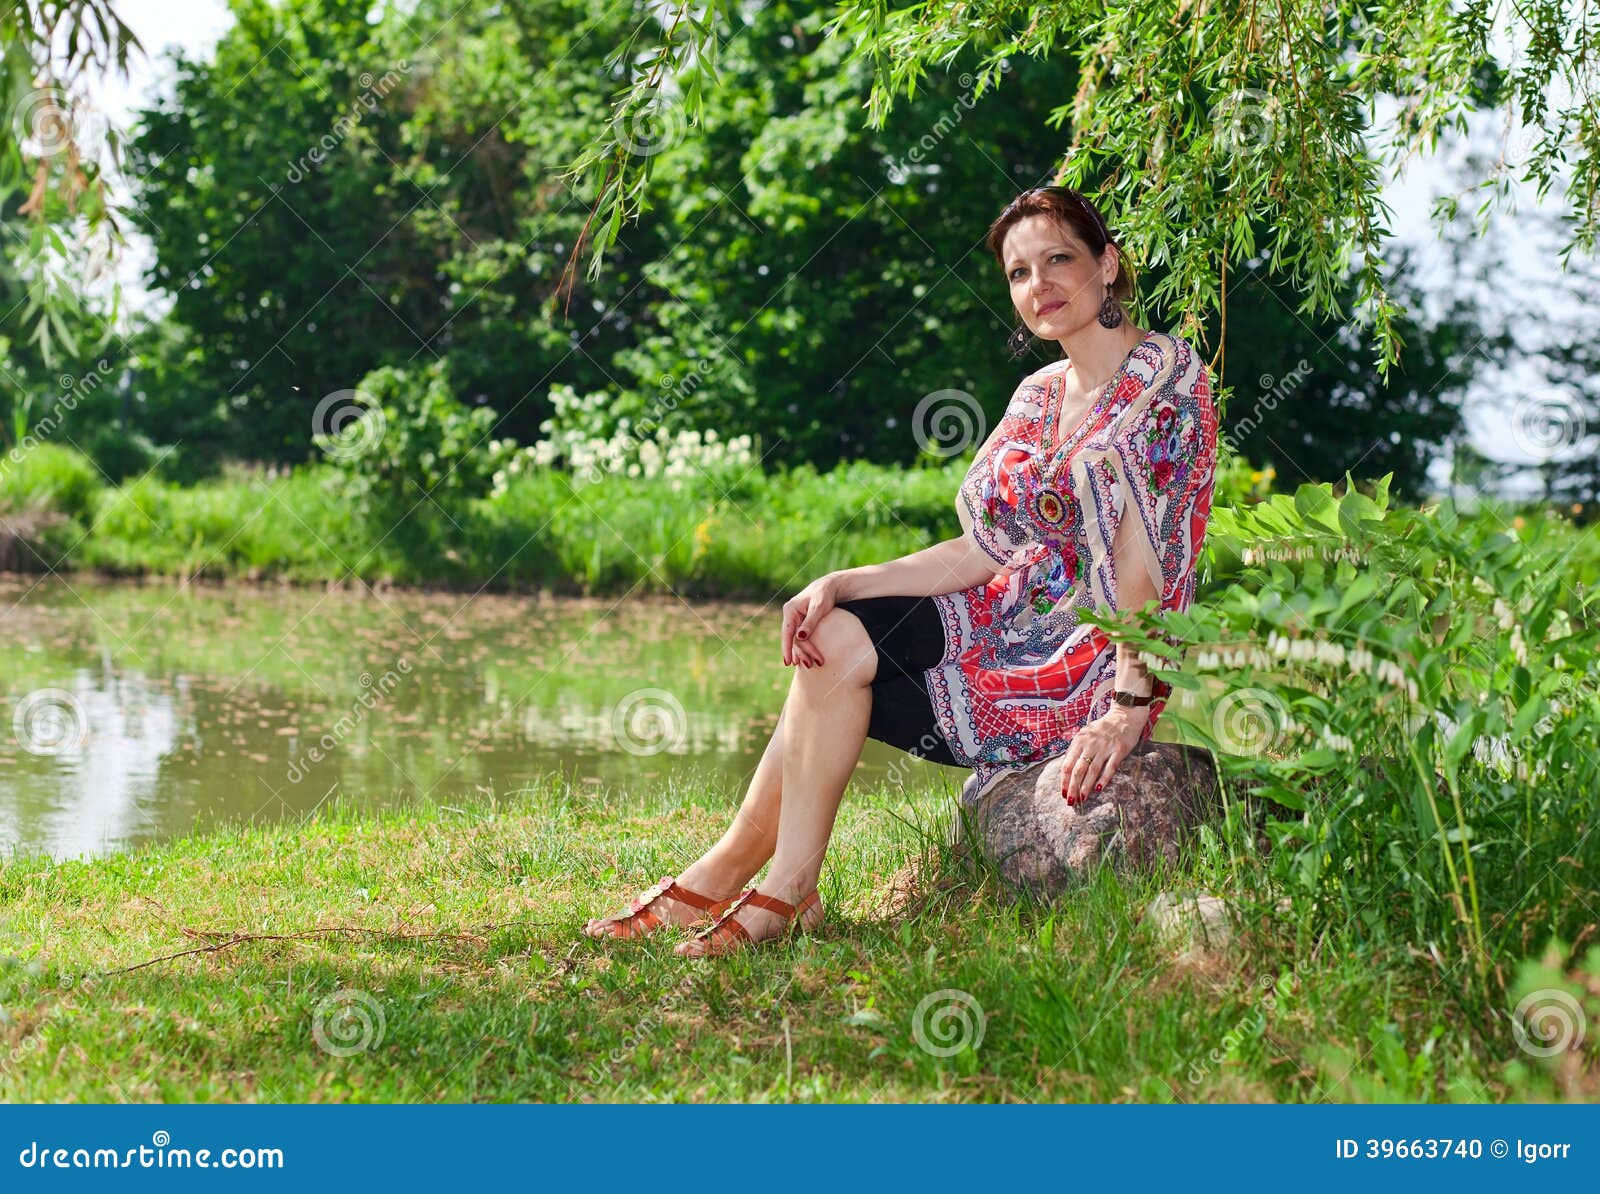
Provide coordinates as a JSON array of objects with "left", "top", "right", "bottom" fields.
[{"left": 833, "top": 594, "right": 963, "bottom": 767}]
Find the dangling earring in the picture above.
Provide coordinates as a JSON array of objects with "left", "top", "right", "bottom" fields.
[
  {"left": 1097, "top": 283, "right": 1123, "bottom": 329},
  {"left": 1006, "top": 323, "right": 1036, "bottom": 360}
]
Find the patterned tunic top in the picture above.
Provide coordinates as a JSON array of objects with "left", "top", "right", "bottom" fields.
[{"left": 926, "top": 330, "right": 1218, "bottom": 801}]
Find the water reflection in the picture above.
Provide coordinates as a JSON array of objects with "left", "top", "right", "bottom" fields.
[{"left": 0, "top": 577, "right": 962, "bottom": 860}]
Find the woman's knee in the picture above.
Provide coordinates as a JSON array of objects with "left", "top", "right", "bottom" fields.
[{"left": 802, "top": 607, "right": 878, "bottom": 686}]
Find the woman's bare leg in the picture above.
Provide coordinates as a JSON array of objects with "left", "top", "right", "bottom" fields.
[
  {"left": 585, "top": 704, "right": 786, "bottom": 936},
  {"left": 671, "top": 707, "right": 789, "bottom": 895},
  {"left": 675, "top": 608, "right": 875, "bottom": 954}
]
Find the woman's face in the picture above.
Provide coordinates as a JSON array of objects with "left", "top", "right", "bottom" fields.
[{"left": 1002, "top": 213, "right": 1116, "bottom": 340}]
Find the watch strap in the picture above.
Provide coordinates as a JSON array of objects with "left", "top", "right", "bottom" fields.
[{"left": 1113, "top": 677, "right": 1172, "bottom": 707}]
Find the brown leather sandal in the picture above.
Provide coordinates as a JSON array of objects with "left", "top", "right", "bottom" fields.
[
  {"left": 675, "top": 887, "right": 825, "bottom": 958},
  {"left": 583, "top": 875, "right": 750, "bottom": 940}
]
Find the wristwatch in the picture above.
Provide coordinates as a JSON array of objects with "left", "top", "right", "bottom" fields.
[{"left": 1112, "top": 677, "right": 1172, "bottom": 707}]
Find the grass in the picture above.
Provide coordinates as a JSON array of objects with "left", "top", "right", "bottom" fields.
[
  {"left": 0, "top": 770, "right": 1569, "bottom": 1103},
  {"left": 7, "top": 452, "right": 970, "bottom": 597}
]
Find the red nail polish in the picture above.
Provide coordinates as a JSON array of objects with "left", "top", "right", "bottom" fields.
[
  {"left": 797, "top": 630, "right": 808, "bottom": 639},
  {"left": 1095, "top": 783, "right": 1103, "bottom": 792}
]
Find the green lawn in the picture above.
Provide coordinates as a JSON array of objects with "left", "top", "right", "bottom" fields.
[{"left": 0, "top": 772, "right": 1559, "bottom": 1103}]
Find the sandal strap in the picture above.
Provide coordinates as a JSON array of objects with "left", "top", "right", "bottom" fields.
[
  {"left": 655, "top": 877, "right": 735, "bottom": 914},
  {"left": 738, "top": 890, "right": 799, "bottom": 918},
  {"left": 685, "top": 888, "right": 824, "bottom": 955},
  {"left": 698, "top": 887, "right": 821, "bottom": 934},
  {"left": 598, "top": 874, "right": 736, "bottom": 935}
]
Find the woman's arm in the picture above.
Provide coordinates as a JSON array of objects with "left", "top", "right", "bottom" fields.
[
  {"left": 1108, "top": 507, "right": 1157, "bottom": 705},
  {"left": 833, "top": 536, "right": 999, "bottom": 601}
]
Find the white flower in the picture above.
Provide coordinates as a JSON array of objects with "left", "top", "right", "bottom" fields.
[{"left": 1493, "top": 598, "right": 1515, "bottom": 631}]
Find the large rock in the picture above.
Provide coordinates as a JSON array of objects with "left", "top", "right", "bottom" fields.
[{"left": 951, "top": 740, "right": 1223, "bottom": 902}]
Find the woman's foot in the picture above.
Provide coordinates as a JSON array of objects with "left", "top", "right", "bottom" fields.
[
  {"left": 673, "top": 884, "right": 825, "bottom": 958},
  {"left": 582, "top": 859, "right": 755, "bottom": 940}
]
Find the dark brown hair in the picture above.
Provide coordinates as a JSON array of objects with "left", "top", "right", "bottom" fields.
[{"left": 986, "top": 186, "right": 1137, "bottom": 305}]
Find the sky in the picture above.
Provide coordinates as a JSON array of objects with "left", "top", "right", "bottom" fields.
[{"left": 75, "top": 0, "right": 1591, "bottom": 497}]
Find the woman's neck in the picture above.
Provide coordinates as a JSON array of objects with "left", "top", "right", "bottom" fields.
[{"left": 1060, "top": 323, "right": 1147, "bottom": 393}]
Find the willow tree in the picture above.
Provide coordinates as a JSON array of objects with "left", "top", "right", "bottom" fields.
[
  {"left": 1, "top": 0, "right": 139, "bottom": 362},
  {"left": 562, "top": 0, "right": 1598, "bottom": 400}
]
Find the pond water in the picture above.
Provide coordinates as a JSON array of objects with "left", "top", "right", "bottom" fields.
[{"left": 1, "top": 575, "right": 981, "bottom": 860}]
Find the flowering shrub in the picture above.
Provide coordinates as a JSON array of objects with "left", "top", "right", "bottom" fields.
[
  {"left": 1090, "top": 473, "right": 1600, "bottom": 979},
  {"left": 494, "top": 383, "right": 758, "bottom": 494}
]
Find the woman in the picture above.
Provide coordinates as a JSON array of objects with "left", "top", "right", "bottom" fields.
[{"left": 583, "top": 186, "right": 1219, "bottom": 958}]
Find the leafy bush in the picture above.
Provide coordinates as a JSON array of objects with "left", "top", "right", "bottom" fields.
[
  {"left": 1098, "top": 474, "right": 1600, "bottom": 992},
  {"left": 315, "top": 360, "right": 511, "bottom": 523},
  {"left": 0, "top": 442, "right": 101, "bottom": 523},
  {"left": 82, "top": 425, "right": 167, "bottom": 483}
]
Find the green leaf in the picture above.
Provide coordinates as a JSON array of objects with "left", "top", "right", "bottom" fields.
[{"left": 1442, "top": 709, "right": 1481, "bottom": 770}]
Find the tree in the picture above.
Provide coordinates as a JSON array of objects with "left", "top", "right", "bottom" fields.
[
  {"left": 125, "top": 0, "right": 1481, "bottom": 483},
  {"left": 0, "top": 0, "right": 139, "bottom": 362},
  {"left": 564, "top": 0, "right": 1600, "bottom": 399}
]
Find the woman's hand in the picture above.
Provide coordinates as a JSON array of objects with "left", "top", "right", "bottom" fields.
[
  {"left": 1060, "top": 704, "right": 1149, "bottom": 805},
  {"left": 782, "top": 573, "right": 847, "bottom": 669}
]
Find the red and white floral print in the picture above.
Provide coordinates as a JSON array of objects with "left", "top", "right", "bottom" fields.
[{"left": 926, "top": 330, "right": 1218, "bottom": 802}]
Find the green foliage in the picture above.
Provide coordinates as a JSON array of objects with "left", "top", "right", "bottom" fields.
[
  {"left": 56, "top": 447, "right": 968, "bottom": 593},
  {"left": 82, "top": 465, "right": 361, "bottom": 579},
  {"left": 582, "top": 0, "right": 1600, "bottom": 381},
  {"left": 1093, "top": 475, "right": 1600, "bottom": 987},
  {"left": 114, "top": 0, "right": 1476, "bottom": 486},
  {"left": 315, "top": 360, "right": 511, "bottom": 525},
  {"left": 128, "top": 0, "right": 429, "bottom": 460},
  {"left": 0, "top": 442, "right": 100, "bottom": 524},
  {"left": 0, "top": 1, "right": 139, "bottom": 363}
]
